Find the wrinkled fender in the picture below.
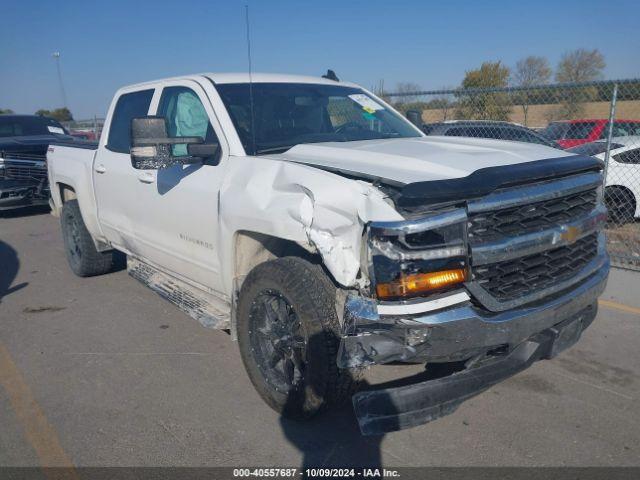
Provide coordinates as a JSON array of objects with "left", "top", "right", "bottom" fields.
[{"left": 218, "top": 156, "right": 403, "bottom": 293}]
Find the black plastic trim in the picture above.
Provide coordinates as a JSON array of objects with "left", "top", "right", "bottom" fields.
[
  {"left": 397, "top": 155, "right": 603, "bottom": 208},
  {"left": 50, "top": 140, "right": 99, "bottom": 150}
]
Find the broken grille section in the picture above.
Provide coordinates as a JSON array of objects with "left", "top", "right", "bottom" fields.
[
  {"left": 472, "top": 233, "right": 598, "bottom": 302},
  {"left": 2, "top": 162, "right": 48, "bottom": 181},
  {"left": 468, "top": 188, "right": 598, "bottom": 244}
]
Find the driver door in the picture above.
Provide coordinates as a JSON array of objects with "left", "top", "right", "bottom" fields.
[{"left": 128, "top": 81, "right": 228, "bottom": 294}]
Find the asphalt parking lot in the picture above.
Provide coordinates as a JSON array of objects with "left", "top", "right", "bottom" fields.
[{"left": 1, "top": 207, "right": 639, "bottom": 468}]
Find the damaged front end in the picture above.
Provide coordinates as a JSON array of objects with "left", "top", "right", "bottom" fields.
[
  {"left": 0, "top": 155, "right": 50, "bottom": 211},
  {"left": 338, "top": 157, "right": 610, "bottom": 435},
  {"left": 339, "top": 208, "right": 473, "bottom": 367}
]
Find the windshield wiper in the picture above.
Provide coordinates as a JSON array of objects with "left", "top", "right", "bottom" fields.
[{"left": 255, "top": 145, "right": 298, "bottom": 155}]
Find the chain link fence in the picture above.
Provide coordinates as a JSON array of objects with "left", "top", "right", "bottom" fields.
[
  {"left": 387, "top": 79, "right": 640, "bottom": 270},
  {"left": 61, "top": 117, "right": 105, "bottom": 141}
]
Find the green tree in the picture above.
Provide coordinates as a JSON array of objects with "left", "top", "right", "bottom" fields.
[
  {"left": 456, "top": 61, "right": 511, "bottom": 120},
  {"left": 36, "top": 107, "right": 73, "bottom": 122},
  {"left": 554, "top": 49, "right": 606, "bottom": 119},
  {"left": 512, "top": 56, "right": 551, "bottom": 125},
  {"left": 0, "top": 108, "right": 14, "bottom": 114}
]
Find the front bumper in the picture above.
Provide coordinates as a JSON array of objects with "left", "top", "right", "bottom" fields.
[
  {"left": 340, "top": 256, "right": 609, "bottom": 435},
  {"left": 0, "top": 179, "right": 50, "bottom": 211},
  {"left": 339, "top": 254, "right": 608, "bottom": 368},
  {"left": 353, "top": 305, "right": 596, "bottom": 435}
]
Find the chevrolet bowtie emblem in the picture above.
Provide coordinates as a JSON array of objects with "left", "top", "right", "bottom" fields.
[{"left": 560, "top": 226, "right": 581, "bottom": 244}]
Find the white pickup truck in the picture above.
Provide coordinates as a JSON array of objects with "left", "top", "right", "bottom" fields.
[{"left": 47, "top": 73, "right": 609, "bottom": 435}]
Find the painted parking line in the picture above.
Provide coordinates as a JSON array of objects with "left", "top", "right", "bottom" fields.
[
  {"left": 0, "top": 344, "right": 79, "bottom": 479},
  {"left": 599, "top": 299, "right": 640, "bottom": 316}
]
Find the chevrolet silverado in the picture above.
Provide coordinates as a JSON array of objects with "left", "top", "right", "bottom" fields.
[{"left": 47, "top": 73, "right": 609, "bottom": 434}]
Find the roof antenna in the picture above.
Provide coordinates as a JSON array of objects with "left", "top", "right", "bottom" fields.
[
  {"left": 245, "top": 4, "right": 257, "bottom": 155},
  {"left": 322, "top": 69, "right": 339, "bottom": 82}
]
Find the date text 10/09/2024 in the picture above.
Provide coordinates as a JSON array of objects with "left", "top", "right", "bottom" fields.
[{"left": 232, "top": 468, "right": 401, "bottom": 478}]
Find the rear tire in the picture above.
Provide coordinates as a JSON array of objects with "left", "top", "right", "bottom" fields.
[
  {"left": 237, "top": 257, "right": 359, "bottom": 419},
  {"left": 60, "top": 200, "right": 118, "bottom": 277},
  {"left": 605, "top": 187, "right": 636, "bottom": 225}
]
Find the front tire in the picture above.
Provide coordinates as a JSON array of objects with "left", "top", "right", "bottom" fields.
[
  {"left": 60, "top": 200, "right": 118, "bottom": 277},
  {"left": 237, "top": 257, "right": 358, "bottom": 419},
  {"left": 605, "top": 187, "right": 636, "bottom": 225}
]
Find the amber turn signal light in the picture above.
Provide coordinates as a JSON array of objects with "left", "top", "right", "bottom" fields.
[{"left": 376, "top": 269, "right": 466, "bottom": 299}]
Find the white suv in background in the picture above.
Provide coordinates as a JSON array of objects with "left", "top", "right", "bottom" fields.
[{"left": 569, "top": 136, "right": 640, "bottom": 222}]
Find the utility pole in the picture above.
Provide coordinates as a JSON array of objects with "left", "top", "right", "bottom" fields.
[{"left": 52, "top": 52, "right": 68, "bottom": 109}]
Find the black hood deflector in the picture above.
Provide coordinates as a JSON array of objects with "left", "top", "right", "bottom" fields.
[{"left": 397, "top": 155, "right": 603, "bottom": 208}]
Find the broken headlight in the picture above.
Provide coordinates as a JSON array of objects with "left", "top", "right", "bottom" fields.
[{"left": 367, "top": 209, "right": 468, "bottom": 301}]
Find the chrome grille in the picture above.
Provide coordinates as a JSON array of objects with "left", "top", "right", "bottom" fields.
[
  {"left": 468, "top": 188, "right": 598, "bottom": 244},
  {"left": 472, "top": 233, "right": 598, "bottom": 302},
  {"left": 466, "top": 172, "right": 605, "bottom": 309},
  {"left": 2, "top": 153, "right": 47, "bottom": 161}
]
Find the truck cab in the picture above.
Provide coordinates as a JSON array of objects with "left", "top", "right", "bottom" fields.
[{"left": 47, "top": 73, "right": 609, "bottom": 435}]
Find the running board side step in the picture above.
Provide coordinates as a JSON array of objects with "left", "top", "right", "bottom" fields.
[{"left": 127, "top": 257, "right": 230, "bottom": 330}]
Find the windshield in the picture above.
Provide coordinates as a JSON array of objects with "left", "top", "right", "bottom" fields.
[
  {"left": 215, "top": 83, "right": 421, "bottom": 155},
  {"left": 0, "top": 116, "right": 67, "bottom": 137},
  {"left": 539, "top": 122, "right": 569, "bottom": 140}
]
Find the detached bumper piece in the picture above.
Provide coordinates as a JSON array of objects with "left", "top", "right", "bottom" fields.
[
  {"left": 353, "top": 305, "right": 595, "bottom": 435},
  {"left": 0, "top": 179, "right": 49, "bottom": 211}
]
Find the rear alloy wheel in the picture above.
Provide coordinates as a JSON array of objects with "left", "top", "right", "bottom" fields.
[{"left": 60, "top": 200, "right": 119, "bottom": 277}]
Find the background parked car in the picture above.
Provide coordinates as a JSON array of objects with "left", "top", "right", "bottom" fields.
[
  {"left": 568, "top": 136, "right": 640, "bottom": 223},
  {"left": 422, "top": 120, "right": 561, "bottom": 148},
  {"left": 68, "top": 129, "right": 97, "bottom": 141},
  {"left": 541, "top": 119, "right": 640, "bottom": 149},
  {"left": 0, "top": 114, "right": 77, "bottom": 211}
]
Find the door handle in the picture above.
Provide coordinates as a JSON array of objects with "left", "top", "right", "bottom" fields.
[
  {"left": 137, "top": 172, "right": 155, "bottom": 184},
  {"left": 95, "top": 164, "right": 107, "bottom": 174}
]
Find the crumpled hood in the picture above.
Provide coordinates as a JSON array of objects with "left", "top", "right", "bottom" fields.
[{"left": 275, "top": 136, "right": 574, "bottom": 185}]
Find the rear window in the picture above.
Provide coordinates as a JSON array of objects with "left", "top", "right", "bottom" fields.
[
  {"left": 107, "top": 89, "right": 154, "bottom": 154},
  {"left": 0, "top": 116, "right": 67, "bottom": 137},
  {"left": 567, "top": 142, "right": 624, "bottom": 157},
  {"left": 614, "top": 148, "right": 640, "bottom": 164},
  {"left": 540, "top": 122, "right": 569, "bottom": 140},
  {"left": 444, "top": 126, "right": 488, "bottom": 138},
  {"left": 600, "top": 122, "right": 640, "bottom": 138},
  {"left": 565, "top": 122, "right": 597, "bottom": 139}
]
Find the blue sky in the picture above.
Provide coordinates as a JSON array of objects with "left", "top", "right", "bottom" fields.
[{"left": 1, "top": 0, "right": 639, "bottom": 119}]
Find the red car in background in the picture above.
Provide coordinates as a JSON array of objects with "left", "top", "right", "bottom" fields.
[
  {"left": 69, "top": 129, "right": 97, "bottom": 141},
  {"left": 540, "top": 119, "right": 640, "bottom": 148}
]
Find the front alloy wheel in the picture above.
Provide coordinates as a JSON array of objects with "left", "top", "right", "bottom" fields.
[
  {"left": 236, "top": 257, "right": 358, "bottom": 419},
  {"left": 250, "top": 290, "right": 308, "bottom": 393}
]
